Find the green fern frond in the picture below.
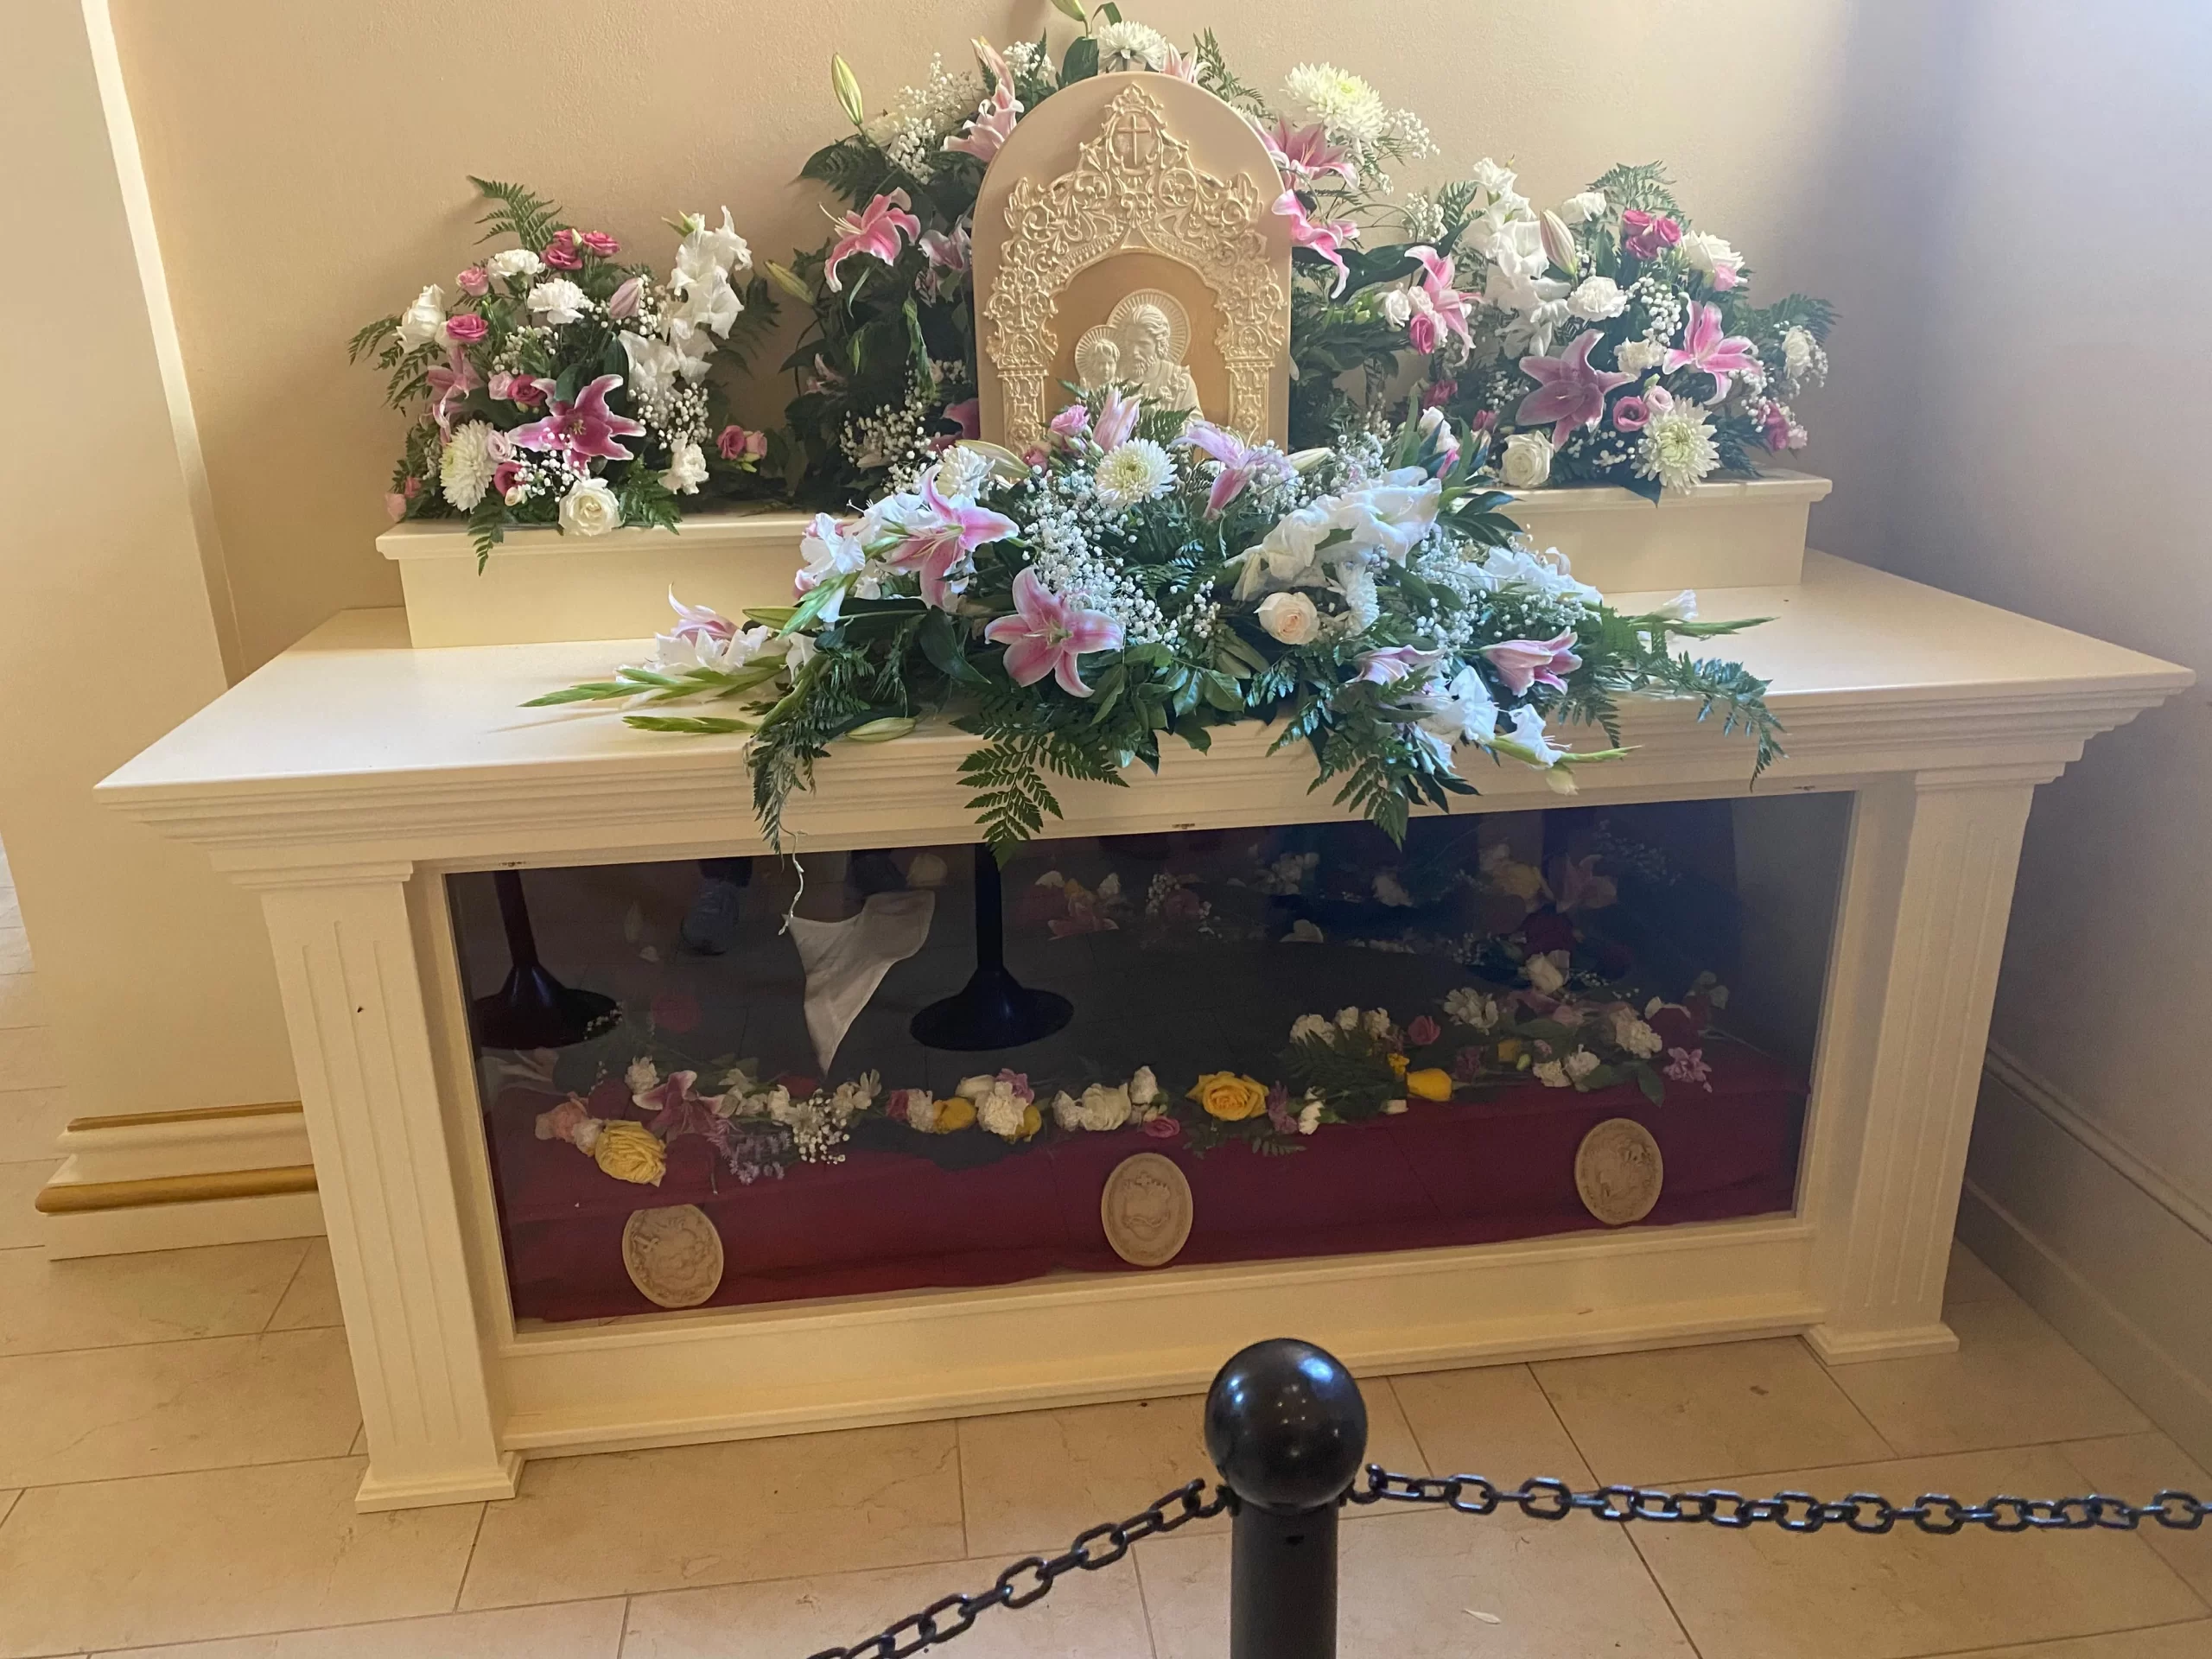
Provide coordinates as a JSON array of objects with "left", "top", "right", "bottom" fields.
[{"left": 468, "top": 177, "right": 563, "bottom": 250}]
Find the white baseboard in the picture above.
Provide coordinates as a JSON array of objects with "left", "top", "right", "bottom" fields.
[
  {"left": 37, "top": 1102, "right": 323, "bottom": 1257},
  {"left": 42, "top": 1188, "right": 325, "bottom": 1258},
  {"left": 1961, "top": 1050, "right": 2212, "bottom": 1468}
]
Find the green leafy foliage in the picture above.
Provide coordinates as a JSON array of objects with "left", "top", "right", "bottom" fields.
[{"left": 467, "top": 177, "right": 563, "bottom": 250}]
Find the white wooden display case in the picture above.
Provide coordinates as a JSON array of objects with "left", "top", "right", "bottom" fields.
[{"left": 100, "top": 552, "right": 2189, "bottom": 1510}]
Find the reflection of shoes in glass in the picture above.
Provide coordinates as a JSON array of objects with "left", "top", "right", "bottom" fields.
[{"left": 681, "top": 879, "right": 747, "bottom": 955}]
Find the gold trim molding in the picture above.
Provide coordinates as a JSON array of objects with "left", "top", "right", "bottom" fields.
[
  {"left": 35, "top": 1165, "right": 317, "bottom": 1214},
  {"left": 65, "top": 1099, "right": 302, "bottom": 1134}
]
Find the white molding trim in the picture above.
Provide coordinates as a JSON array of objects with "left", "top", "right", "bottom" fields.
[
  {"left": 78, "top": 0, "right": 243, "bottom": 681},
  {"left": 1983, "top": 1042, "right": 2212, "bottom": 1245}
]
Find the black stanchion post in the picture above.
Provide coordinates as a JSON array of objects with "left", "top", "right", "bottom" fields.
[{"left": 1203, "top": 1338, "right": 1369, "bottom": 1659}]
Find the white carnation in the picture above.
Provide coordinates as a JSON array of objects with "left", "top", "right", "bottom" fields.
[
  {"left": 527, "top": 278, "right": 590, "bottom": 325},
  {"left": 438, "top": 421, "right": 504, "bottom": 512},
  {"left": 1533, "top": 1060, "right": 1570, "bottom": 1089},
  {"left": 1050, "top": 1090, "right": 1084, "bottom": 1132},
  {"left": 904, "top": 1093, "right": 941, "bottom": 1133},
  {"left": 626, "top": 1057, "right": 660, "bottom": 1096},
  {"left": 661, "top": 438, "right": 709, "bottom": 496},
  {"left": 486, "top": 249, "right": 543, "bottom": 282},
  {"left": 1612, "top": 1012, "right": 1664, "bottom": 1058},
  {"left": 1567, "top": 276, "right": 1628, "bottom": 321},
  {"left": 976, "top": 1086, "right": 1027, "bottom": 1140},
  {"left": 1092, "top": 438, "right": 1174, "bottom": 510},
  {"left": 1526, "top": 951, "right": 1568, "bottom": 996},
  {"left": 559, "top": 477, "right": 623, "bottom": 537},
  {"left": 1127, "top": 1066, "right": 1160, "bottom": 1109},
  {"left": 1564, "top": 1049, "right": 1600, "bottom": 1082},
  {"left": 1560, "top": 190, "right": 1607, "bottom": 224},
  {"left": 1615, "top": 337, "right": 1668, "bottom": 374},
  {"left": 929, "top": 444, "right": 994, "bottom": 502}
]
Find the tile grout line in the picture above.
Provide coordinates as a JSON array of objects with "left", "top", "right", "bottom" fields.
[
  {"left": 1891, "top": 1611, "right": 2212, "bottom": 1659},
  {"left": 952, "top": 1416, "right": 970, "bottom": 1560},
  {"left": 259, "top": 1241, "right": 315, "bottom": 1335},
  {"left": 0, "top": 1487, "right": 19, "bottom": 1535},
  {"left": 79, "top": 1593, "right": 631, "bottom": 1656},
  {"left": 453, "top": 1496, "right": 493, "bottom": 1612},
  {"left": 1795, "top": 1331, "right": 1905, "bottom": 1460},
  {"left": 1377, "top": 1375, "right": 1433, "bottom": 1477},
  {"left": 1129, "top": 1540, "right": 1166, "bottom": 1659},
  {"left": 1619, "top": 1527, "right": 1713, "bottom": 1659},
  {"left": 615, "top": 1593, "right": 633, "bottom": 1658}
]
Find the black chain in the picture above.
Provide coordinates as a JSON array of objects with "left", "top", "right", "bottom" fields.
[
  {"left": 803, "top": 1478, "right": 1230, "bottom": 1659},
  {"left": 1347, "top": 1466, "right": 2212, "bottom": 1535},
  {"left": 806, "top": 1468, "right": 2211, "bottom": 1656}
]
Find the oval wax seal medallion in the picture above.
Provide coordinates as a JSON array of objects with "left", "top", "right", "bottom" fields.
[
  {"left": 621, "top": 1204, "right": 726, "bottom": 1308},
  {"left": 1100, "top": 1152, "right": 1194, "bottom": 1268},
  {"left": 1574, "top": 1118, "right": 1665, "bottom": 1227}
]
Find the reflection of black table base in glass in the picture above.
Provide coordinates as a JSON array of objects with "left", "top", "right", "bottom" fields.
[
  {"left": 471, "top": 869, "right": 620, "bottom": 1050},
  {"left": 911, "top": 846, "right": 1072, "bottom": 1052}
]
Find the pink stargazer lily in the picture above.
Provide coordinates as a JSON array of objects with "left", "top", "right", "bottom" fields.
[
  {"left": 1178, "top": 421, "right": 1283, "bottom": 518},
  {"left": 944, "top": 40, "right": 1021, "bottom": 163},
  {"left": 1662, "top": 303, "right": 1761, "bottom": 403},
  {"left": 1355, "top": 645, "right": 1445, "bottom": 686},
  {"left": 508, "top": 374, "right": 645, "bottom": 468},
  {"left": 1516, "top": 332, "right": 1633, "bottom": 448},
  {"left": 983, "top": 569, "right": 1125, "bottom": 697},
  {"left": 1273, "top": 190, "right": 1358, "bottom": 296},
  {"left": 1482, "top": 631, "right": 1582, "bottom": 696},
  {"left": 1092, "top": 388, "right": 1141, "bottom": 452},
  {"left": 823, "top": 190, "right": 924, "bottom": 293},
  {"left": 1403, "top": 245, "right": 1474, "bottom": 355},
  {"left": 1258, "top": 118, "right": 1357, "bottom": 190},
  {"left": 425, "top": 346, "right": 480, "bottom": 436},
  {"left": 664, "top": 594, "right": 737, "bottom": 647},
  {"left": 883, "top": 474, "right": 1019, "bottom": 610}
]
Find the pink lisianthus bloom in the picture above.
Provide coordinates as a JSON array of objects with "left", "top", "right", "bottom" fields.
[
  {"left": 1022, "top": 443, "right": 1050, "bottom": 468},
  {"left": 944, "top": 39, "right": 1022, "bottom": 163},
  {"left": 944, "top": 397, "right": 982, "bottom": 440},
  {"left": 1273, "top": 190, "right": 1358, "bottom": 296},
  {"left": 1407, "top": 1014, "right": 1441, "bottom": 1047},
  {"left": 487, "top": 372, "right": 550, "bottom": 409},
  {"left": 606, "top": 276, "right": 644, "bottom": 321},
  {"left": 1662, "top": 303, "right": 1761, "bottom": 403},
  {"left": 1757, "top": 400, "right": 1793, "bottom": 452},
  {"left": 1092, "top": 387, "right": 1141, "bottom": 452},
  {"left": 1468, "top": 408, "right": 1497, "bottom": 434},
  {"left": 1482, "top": 631, "right": 1582, "bottom": 696},
  {"left": 823, "top": 189, "right": 924, "bottom": 293},
  {"left": 1048, "top": 402, "right": 1092, "bottom": 445},
  {"left": 1611, "top": 395, "right": 1651, "bottom": 432},
  {"left": 542, "top": 228, "right": 584, "bottom": 270},
  {"left": 983, "top": 568, "right": 1125, "bottom": 697},
  {"left": 1355, "top": 645, "right": 1444, "bottom": 686},
  {"left": 441, "top": 311, "right": 488, "bottom": 344},
  {"left": 1257, "top": 118, "right": 1357, "bottom": 190},
  {"left": 578, "top": 231, "right": 620, "bottom": 258},
  {"left": 1402, "top": 245, "right": 1474, "bottom": 355},
  {"left": 1516, "top": 331, "right": 1633, "bottom": 447},
  {"left": 1421, "top": 378, "right": 1458, "bottom": 410},
  {"left": 456, "top": 266, "right": 491, "bottom": 297},
  {"left": 1620, "top": 208, "right": 1682, "bottom": 261},
  {"left": 717, "top": 423, "right": 767, "bottom": 463},
  {"left": 882, "top": 474, "right": 1019, "bottom": 610},
  {"left": 491, "top": 460, "right": 524, "bottom": 499},
  {"left": 1177, "top": 420, "right": 1286, "bottom": 518},
  {"left": 508, "top": 373, "right": 646, "bottom": 468}
]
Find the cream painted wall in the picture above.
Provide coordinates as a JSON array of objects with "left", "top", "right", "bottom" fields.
[
  {"left": 1878, "top": 1, "right": 2212, "bottom": 1209},
  {"left": 107, "top": 0, "right": 1904, "bottom": 671},
  {"left": 0, "top": 0, "right": 297, "bottom": 1120}
]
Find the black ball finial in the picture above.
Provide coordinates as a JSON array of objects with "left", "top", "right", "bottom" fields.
[{"left": 1203, "top": 1337, "right": 1369, "bottom": 1516}]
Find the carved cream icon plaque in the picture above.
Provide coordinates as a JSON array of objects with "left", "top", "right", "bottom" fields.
[
  {"left": 621, "top": 1204, "right": 727, "bottom": 1308},
  {"left": 974, "top": 73, "right": 1292, "bottom": 451},
  {"left": 1101, "top": 1151, "right": 1195, "bottom": 1268},
  {"left": 1573, "top": 1119, "right": 1666, "bottom": 1227}
]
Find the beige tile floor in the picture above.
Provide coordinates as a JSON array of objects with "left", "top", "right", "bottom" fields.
[{"left": 0, "top": 847, "right": 2206, "bottom": 1658}]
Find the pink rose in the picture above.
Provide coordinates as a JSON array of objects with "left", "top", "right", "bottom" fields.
[
  {"left": 543, "top": 229, "right": 583, "bottom": 270},
  {"left": 1621, "top": 209, "right": 1682, "bottom": 262},
  {"left": 456, "top": 267, "right": 490, "bottom": 296},
  {"left": 607, "top": 276, "right": 643, "bottom": 320},
  {"left": 578, "top": 231, "right": 620, "bottom": 258},
  {"left": 716, "top": 423, "right": 766, "bottom": 462},
  {"left": 1469, "top": 409, "right": 1497, "bottom": 432},
  {"left": 442, "top": 312, "right": 488, "bottom": 344},
  {"left": 491, "top": 461, "right": 524, "bottom": 499},
  {"left": 1408, "top": 1014, "right": 1440, "bottom": 1047},
  {"left": 1048, "top": 404, "right": 1091, "bottom": 442},
  {"left": 384, "top": 492, "right": 408, "bottom": 522},
  {"left": 1611, "top": 396, "right": 1650, "bottom": 432},
  {"left": 1420, "top": 379, "right": 1457, "bottom": 410},
  {"left": 1141, "top": 1116, "right": 1182, "bottom": 1140}
]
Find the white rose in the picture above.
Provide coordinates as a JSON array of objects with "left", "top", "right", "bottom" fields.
[
  {"left": 1567, "top": 276, "right": 1628, "bottom": 321},
  {"left": 1615, "top": 337, "right": 1668, "bottom": 374},
  {"left": 396, "top": 283, "right": 445, "bottom": 349},
  {"left": 1050, "top": 1090, "right": 1084, "bottom": 1132},
  {"left": 661, "top": 438, "right": 709, "bottom": 496},
  {"left": 1127, "top": 1066, "right": 1160, "bottom": 1109},
  {"left": 1681, "top": 232, "right": 1741, "bottom": 277},
  {"left": 1255, "top": 590, "right": 1321, "bottom": 645},
  {"left": 1564, "top": 1049, "right": 1600, "bottom": 1082},
  {"left": 1499, "top": 431, "right": 1553, "bottom": 490},
  {"left": 1077, "top": 1083, "right": 1132, "bottom": 1132},
  {"left": 1560, "top": 191, "right": 1607, "bottom": 225},
  {"left": 527, "top": 278, "right": 590, "bottom": 325},
  {"left": 1526, "top": 951, "right": 1568, "bottom": 995},
  {"left": 559, "top": 477, "right": 623, "bottom": 537},
  {"left": 1377, "top": 287, "right": 1413, "bottom": 327},
  {"left": 487, "top": 249, "right": 543, "bottom": 281}
]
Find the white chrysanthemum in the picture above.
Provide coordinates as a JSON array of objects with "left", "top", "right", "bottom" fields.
[
  {"left": 439, "top": 421, "right": 502, "bottom": 512},
  {"left": 1636, "top": 405, "right": 1721, "bottom": 493},
  {"left": 1284, "top": 63, "right": 1389, "bottom": 149},
  {"left": 1091, "top": 438, "right": 1174, "bottom": 510},
  {"left": 1096, "top": 19, "right": 1171, "bottom": 71}
]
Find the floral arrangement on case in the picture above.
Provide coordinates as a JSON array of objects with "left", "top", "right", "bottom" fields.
[
  {"left": 535, "top": 397, "right": 1780, "bottom": 853},
  {"left": 768, "top": 10, "right": 1829, "bottom": 503},
  {"left": 350, "top": 180, "right": 780, "bottom": 561},
  {"left": 527, "top": 978, "right": 1731, "bottom": 1191}
]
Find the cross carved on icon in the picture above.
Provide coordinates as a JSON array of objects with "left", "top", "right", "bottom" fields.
[{"left": 1109, "top": 117, "right": 1160, "bottom": 169}]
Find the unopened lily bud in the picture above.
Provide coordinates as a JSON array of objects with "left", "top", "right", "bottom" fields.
[
  {"left": 1049, "top": 0, "right": 1087, "bottom": 20},
  {"left": 1541, "top": 209, "right": 1579, "bottom": 276},
  {"left": 765, "top": 261, "right": 812, "bottom": 302},
  {"left": 830, "top": 54, "right": 866, "bottom": 127},
  {"left": 848, "top": 716, "right": 918, "bottom": 743}
]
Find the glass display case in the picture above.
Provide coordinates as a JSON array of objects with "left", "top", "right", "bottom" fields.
[{"left": 450, "top": 794, "right": 1850, "bottom": 1324}]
